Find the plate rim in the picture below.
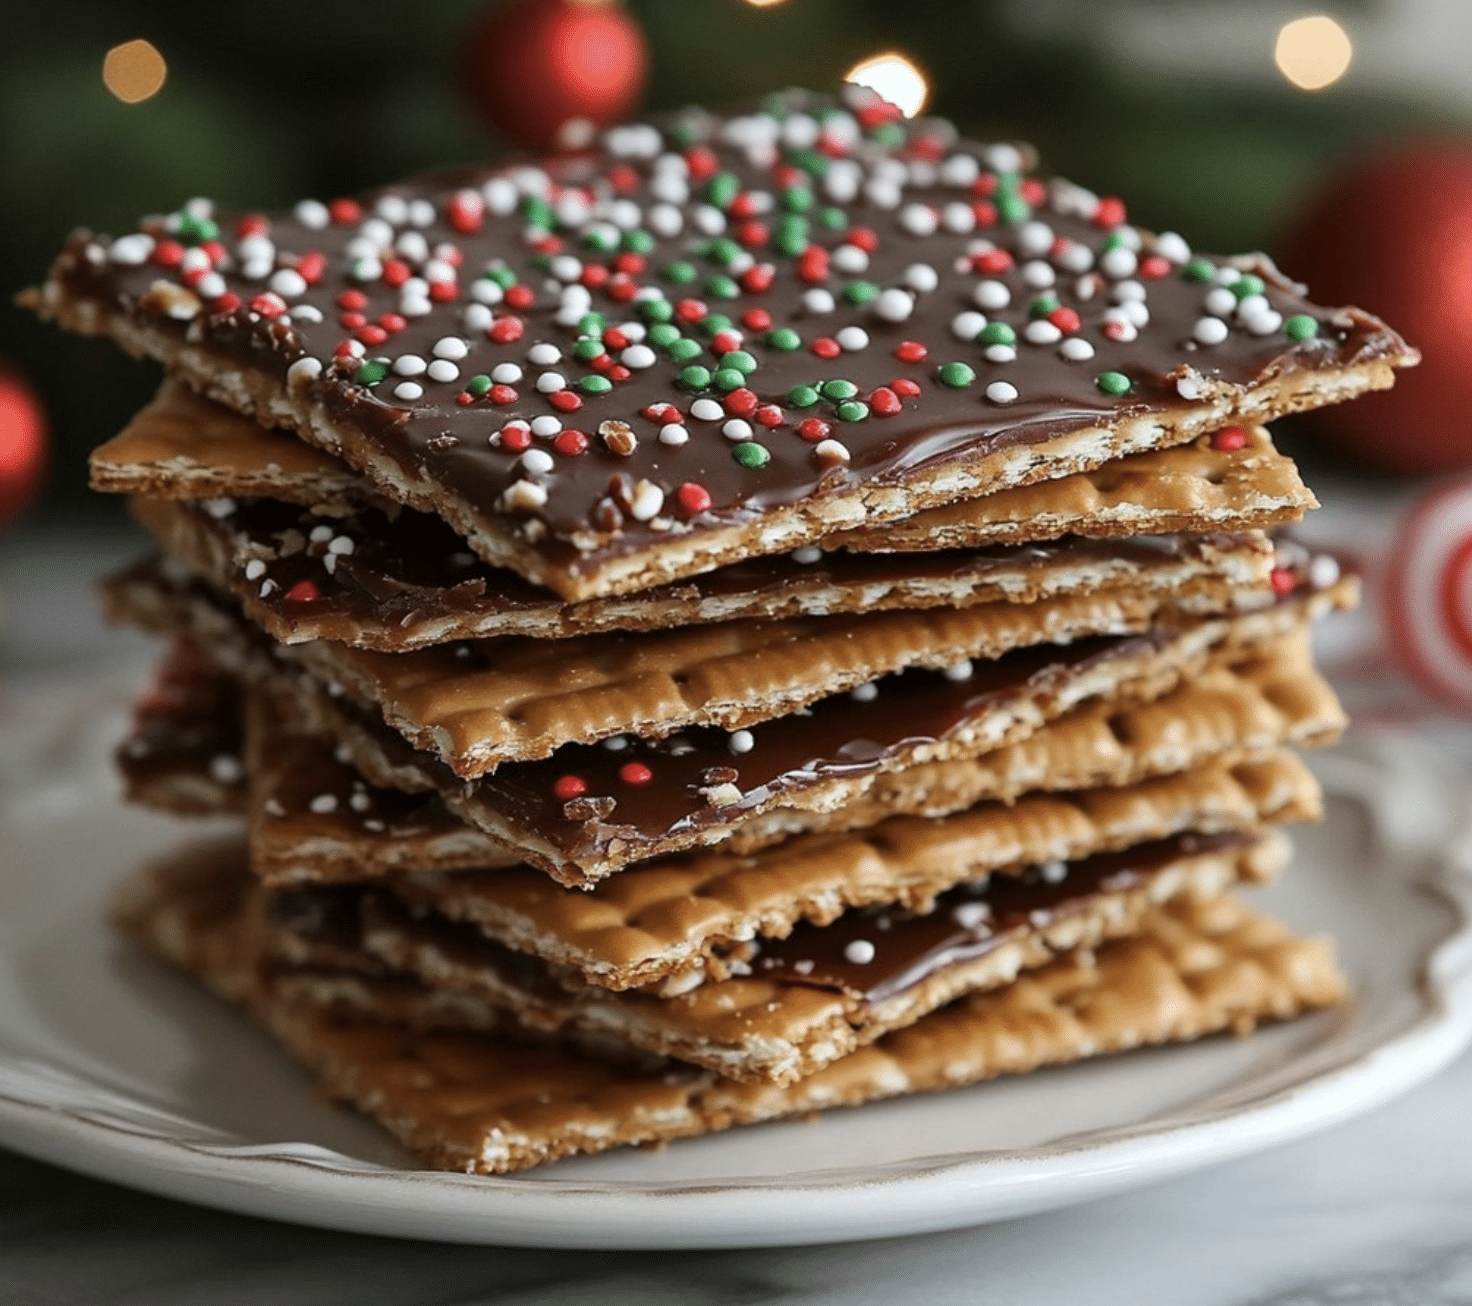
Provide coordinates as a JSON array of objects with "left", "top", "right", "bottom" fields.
[{"left": 0, "top": 733, "right": 1469, "bottom": 1248}]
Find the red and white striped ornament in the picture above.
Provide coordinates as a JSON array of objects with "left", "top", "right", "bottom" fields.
[{"left": 1386, "top": 479, "right": 1472, "bottom": 707}]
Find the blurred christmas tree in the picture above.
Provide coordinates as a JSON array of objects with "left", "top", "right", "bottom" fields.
[{"left": 2, "top": 0, "right": 1464, "bottom": 514}]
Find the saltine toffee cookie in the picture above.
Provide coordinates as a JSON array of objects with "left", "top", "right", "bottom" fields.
[
  {"left": 127, "top": 493, "right": 1276, "bottom": 651},
  {"left": 116, "top": 841, "right": 1347, "bottom": 1174},
  {"left": 103, "top": 554, "right": 1355, "bottom": 883},
  {"left": 100, "top": 551, "right": 1347, "bottom": 784},
  {"left": 116, "top": 640, "right": 245, "bottom": 816},
  {"left": 31, "top": 88, "right": 1412, "bottom": 601},
  {"left": 96, "top": 383, "right": 1316, "bottom": 557},
  {"left": 270, "top": 830, "right": 1284, "bottom": 1085},
  {"left": 236, "top": 624, "right": 1343, "bottom": 888}
]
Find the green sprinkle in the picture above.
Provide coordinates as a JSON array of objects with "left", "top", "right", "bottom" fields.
[
  {"left": 664, "top": 261, "right": 697, "bottom": 285},
  {"left": 787, "top": 383, "right": 821, "bottom": 407},
  {"left": 787, "top": 148, "right": 828, "bottom": 176},
  {"left": 678, "top": 364, "right": 713, "bottom": 390},
  {"left": 1230, "top": 274, "right": 1266, "bottom": 300},
  {"left": 572, "top": 338, "right": 605, "bottom": 361},
  {"left": 978, "top": 322, "right": 1016, "bottom": 346},
  {"left": 713, "top": 367, "right": 746, "bottom": 391},
  {"left": 818, "top": 207, "right": 847, "bottom": 230},
  {"left": 705, "top": 274, "right": 740, "bottom": 300},
  {"left": 1028, "top": 294, "right": 1060, "bottom": 320},
  {"left": 1284, "top": 314, "right": 1319, "bottom": 341},
  {"left": 870, "top": 122, "right": 905, "bottom": 147},
  {"left": 721, "top": 350, "right": 757, "bottom": 375},
  {"left": 1182, "top": 257, "right": 1215, "bottom": 283},
  {"left": 767, "top": 327, "right": 802, "bottom": 352},
  {"left": 774, "top": 215, "right": 810, "bottom": 258},
  {"left": 782, "top": 186, "right": 813, "bottom": 213},
  {"left": 527, "top": 253, "right": 552, "bottom": 273},
  {"left": 699, "top": 313, "right": 733, "bottom": 336},
  {"left": 484, "top": 267, "right": 517, "bottom": 289},
  {"left": 464, "top": 374, "right": 491, "bottom": 397},
  {"left": 732, "top": 441, "right": 770, "bottom": 469},
  {"left": 706, "top": 172, "right": 741, "bottom": 210},
  {"left": 836, "top": 400, "right": 869, "bottom": 422},
  {"left": 821, "top": 378, "right": 858, "bottom": 401},
  {"left": 667, "top": 338, "right": 702, "bottom": 362},
  {"left": 1100, "top": 232, "right": 1130, "bottom": 252},
  {"left": 937, "top": 362, "right": 976, "bottom": 388},
  {"left": 638, "top": 298, "right": 674, "bottom": 323},
  {"left": 620, "top": 229, "right": 654, "bottom": 254},
  {"left": 1095, "top": 371, "right": 1131, "bottom": 396},
  {"left": 995, "top": 192, "right": 1031, "bottom": 224},
  {"left": 668, "top": 121, "right": 700, "bottom": 146},
  {"left": 842, "top": 280, "right": 878, "bottom": 306},
  {"left": 355, "top": 361, "right": 388, "bottom": 386},
  {"left": 521, "top": 197, "right": 554, "bottom": 229},
  {"left": 577, "top": 312, "right": 606, "bottom": 336},
  {"left": 175, "top": 213, "right": 218, "bottom": 244},
  {"left": 705, "top": 238, "right": 741, "bottom": 266},
  {"left": 581, "top": 228, "right": 618, "bottom": 252},
  {"left": 647, "top": 323, "right": 681, "bottom": 349},
  {"left": 578, "top": 375, "right": 613, "bottom": 395}
]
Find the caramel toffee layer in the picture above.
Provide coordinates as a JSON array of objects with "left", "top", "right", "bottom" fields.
[
  {"left": 117, "top": 641, "right": 243, "bottom": 800},
  {"left": 41, "top": 88, "right": 1408, "bottom": 585},
  {"left": 269, "top": 832, "right": 1251, "bottom": 1010},
  {"left": 159, "top": 492, "right": 1263, "bottom": 642}
]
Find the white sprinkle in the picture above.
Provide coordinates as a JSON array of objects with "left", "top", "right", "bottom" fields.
[
  {"left": 109, "top": 233, "right": 154, "bottom": 265},
  {"left": 350, "top": 791, "right": 372, "bottom": 813},
  {"left": 1021, "top": 259, "right": 1056, "bottom": 289},
  {"left": 308, "top": 793, "right": 339, "bottom": 814},
  {"left": 802, "top": 288, "right": 835, "bottom": 314},
  {"left": 899, "top": 203, "right": 938, "bottom": 236},
  {"left": 286, "top": 357, "right": 323, "bottom": 388},
  {"left": 791, "top": 545, "right": 823, "bottom": 564},
  {"left": 432, "top": 336, "right": 470, "bottom": 360},
  {"left": 629, "top": 480, "right": 664, "bottom": 521},
  {"left": 535, "top": 372, "right": 566, "bottom": 393},
  {"left": 1193, "top": 316, "right": 1230, "bottom": 345},
  {"left": 373, "top": 194, "right": 408, "bottom": 224},
  {"left": 244, "top": 559, "right": 267, "bottom": 581},
  {"left": 1203, "top": 286, "right": 1238, "bottom": 317},
  {"left": 941, "top": 201, "right": 976, "bottom": 234},
  {"left": 1176, "top": 375, "right": 1204, "bottom": 400},
  {"left": 953, "top": 902, "right": 990, "bottom": 931},
  {"left": 1016, "top": 220, "right": 1052, "bottom": 257},
  {"left": 393, "top": 354, "right": 427, "bottom": 377},
  {"left": 728, "top": 730, "right": 755, "bottom": 755},
  {"left": 259, "top": 580, "right": 277, "bottom": 598},
  {"left": 1111, "top": 279, "right": 1147, "bottom": 303},
  {"left": 1235, "top": 294, "right": 1271, "bottom": 320},
  {"left": 470, "top": 279, "right": 504, "bottom": 305},
  {"left": 328, "top": 535, "right": 354, "bottom": 556},
  {"left": 1245, "top": 308, "right": 1283, "bottom": 336},
  {"left": 1309, "top": 554, "right": 1342, "bottom": 589},
  {"left": 427, "top": 359, "right": 459, "bottom": 383},
  {"left": 873, "top": 287, "right": 916, "bottom": 324},
  {"left": 527, "top": 342, "right": 561, "bottom": 366},
  {"left": 940, "top": 153, "right": 981, "bottom": 187},
  {"left": 309, "top": 524, "right": 333, "bottom": 543},
  {"left": 1154, "top": 231, "right": 1191, "bottom": 263},
  {"left": 986, "top": 381, "right": 1019, "bottom": 404},
  {"left": 986, "top": 143, "right": 1023, "bottom": 173},
  {"left": 269, "top": 268, "right": 306, "bottom": 298},
  {"left": 851, "top": 682, "right": 878, "bottom": 702},
  {"left": 1214, "top": 264, "right": 1241, "bottom": 285},
  {"left": 289, "top": 304, "right": 323, "bottom": 324},
  {"left": 1100, "top": 246, "right": 1138, "bottom": 279},
  {"left": 362, "top": 818, "right": 385, "bottom": 833},
  {"left": 648, "top": 203, "right": 683, "bottom": 237},
  {"left": 393, "top": 381, "right": 422, "bottom": 401},
  {"left": 813, "top": 438, "right": 850, "bottom": 465},
  {"left": 951, "top": 310, "right": 987, "bottom": 341},
  {"left": 396, "top": 230, "right": 429, "bottom": 262},
  {"left": 294, "top": 199, "right": 330, "bottom": 229},
  {"left": 501, "top": 479, "right": 547, "bottom": 512},
  {"left": 690, "top": 398, "right": 725, "bottom": 422},
  {"left": 621, "top": 344, "right": 656, "bottom": 369},
  {"left": 521, "top": 449, "right": 555, "bottom": 475},
  {"left": 864, "top": 179, "right": 903, "bottom": 209},
  {"left": 530, "top": 415, "right": 562, "bottom": 438},
  {"left": 723, "top": 419, "right": 753, "bottom": 441},
  {"left": 407, "top": 198, "right": 436, "bottom": 227},
  {"left": 194, "top": 272, "right": 226, "bottom": 299},
  {"left": 491, "top": 362, "right": 523, "bottom": 384},
  {"left": 973, "top": 280, "right": 1011, "bottom": 310},
  {"left": 1059, "top": 337, "right": 1095, "bottom": 361},
  {"left": 944, "top": 660, "right": 974, "bottom": 681},
  {"left": 1024, "top": 320, "right": 1062, "bottom": 345},
  {"left": 1119, "top": 299, "right": 1150, "bottom": 328},
  {"left": 208, "top": 754, "right": 244, "bottom": 785},
  {"left": 462, "top": 303, "right": 494, "bottom": 332},
  {"left": 843, "top": 939, "right": 876, "bottom": 965},
  {"left": 836, "top": 325, "right": 870, "bottom": 352},
  {"left": 984, "top": 344, "right": 1017, "bottom": 363},
  {"left": 602, "top": 736, "right": 629, "bottom": 751},
  {"left": 1040, "top": 859, "right": 1068, "bottom": 884},
  {"left": 832, "top": 243, "right": 869, "bottom": 273},
  {"left": 659, "top": 424, "right": 689, "bottom": 446},
  {"left": 693, "top": 204, "right": 726, "bottom": 235},
  {"left": 904, "top": 263, "right": 939, "bottom": 294},
  {"left": 549, "top": 255, "right": 582, "bottom": 283}
]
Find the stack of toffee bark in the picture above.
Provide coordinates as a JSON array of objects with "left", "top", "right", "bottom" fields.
[{"left": 28, "top": 88, "right": 1414, "bottom": 1174}]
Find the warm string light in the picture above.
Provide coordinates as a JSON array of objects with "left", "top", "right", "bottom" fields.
[
  {"left": 742, "top": 0, "right": 790, "bottom": 6},
  {"left": 842, "top": 52, "right": 929, "bottom": 119},
  {"left": 102, "top": 38, "right": 167, "bottom": 103},
  {"left": 1275, "top": 15, "right": 1352, "bottom": 91}
]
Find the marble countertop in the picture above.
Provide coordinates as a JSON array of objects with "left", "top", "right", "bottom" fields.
[{"left": 1, "top": 520, "right": 1468, "bottom": 1306}]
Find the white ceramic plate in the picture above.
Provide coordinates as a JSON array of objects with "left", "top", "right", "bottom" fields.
[{"left": 1, "top": 674, "right": 1470, "bottom": 1250}]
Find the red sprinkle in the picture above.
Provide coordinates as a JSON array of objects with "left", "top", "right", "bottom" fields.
[
  {"left": 428, "top": 279, "right": 459, "bottom": 303},
  {"left": 729, "top": 193, "right": 760, "bottom": 219},
  {"left": 328, "top": 198, "right": 362, "bottom": 225},
  {"left": 499, "top": 424, "right": 531, "bottom": 452},
  {"left": 380, "top": 259, "right": 411, "bottom": 287},
  {"left": 675, "top": 298, "right": 708, "bottom": 323},
  {"left": 741, "top": 308, "right": 773, "bottom": 332},
  {"left": 1270, "top": 567, "right": 1297, "bottom": 598},
  {"left": 332, "top": 339, "right": 359, "bottom": 359},
  {"left": 606, "top": 276, "right": 637, "bottom": 303},
  {"left": 581, "top": 264, "right": 610, "bottom": 289},
  {"left": 972, "top": 248, "right": 1013, "bottom": 275},
  {"left": 1047, "top": 306, "right": 1081, "bottom": 334},
  {"left": 608, "top": 164, "right": 639, "bottom": 193},
  {"left": 613, "top": 251, "right": 645, "bottom": 276},
  {"left": 971, "top": 200, "right": 998, "bottom": 227},
  {"left": 250, "top": 292, "right": 287, "bottom": 317},
  {"left": 554, "top": 429, "right": 589, "bottom": 456},
  {"left": 797, "top": 417, "right": 831, "bottom": 443},
  {"left": 810, "top": 337, "right": 841, "bottom": 359},
  {"left": 589, "top": 353, "right": 613, "bottom": 372},
  {"left": 736, "top": 221, "right": 769, "bottom": 248},
  {"left": 489, "top": 384, "right": 518, "bottom": 405},
  {"left": 797, "top": 247, "right": 829, "bottom": 284},
  {"left": 619, "top": 762, "right": 653, "bottom": 786},
  {"left": 454, "top": 392, "right": 475, "bottom": 406},
  {"left": 549, "top": 390, "right": 583, "bottom": 412},
  {"left": 725, "top": 388, "right": 758, "bottom": 416},
  {"left": 488, "top": 316, "right": 524, "bottom": 343},
  {"left": 846, "top": 226, "right": 878, "bottom": 253},
  {"left": 337, "top": 290, "right": 367, "bottom": 311},
  {"left": 643, "top": 403, "right": 683, "bottom": 425},
  {"left": 602, "top": 327, "right": 631, "bottom": 350},
  {"left": 739, "top": 263, "right": 775, "bottom": 294},
  {"left": 1138, "top": 254, "right": 1172, "bottom": 280},
  {"left": 553, "top": 775, "right": 587, "bottom": 801},
  {"left": 684, "top": 146, "right": 718, "bottom": 179},
  {"left": 1211, "top": 426, "right": 1249, "bottom": 452},
  {"left": 676, "top": 482, "right": 712, "bottom": 514},
  {"left": 893, "top": 340, "right": 928, "bottom": 364},
  {"left": 504, "top": 284, "right": 535, "bottom": 309},
  {"left": 754, "top": 404, "right": 784, "bottom": 428},
  {"left": 607, "top": 364, "right": 631, "bottom": 382},
  {"left": 211, "top": 292, "right": 241, "bottom": 313},
  {"left": 892, "top": 377, "right": 922, "bottom": 398},
  {"left": 1102, "top": 319, "right": 1133, "bottom": 342},
  {"left": 1093, "top": 196, "right": 1127, "bottom": 228},
  {"left": 151, "top": 239, "right": 184, "bottom": 268},
  {"left": 283, "top": 579, "right": 320, "bottom": 603},
  {"left": 972, "top": 174, "right": 999, "bottom": 197},
  {"left": 710, "top": 331, "right": 744, "bottom": 356},
  {"left": 1020, "top": 178, "right": 1047, "bottom": 206},
  {"left": 378, "top": 312, "right": 407, "bottom": 333},
  {"left": 296, "top": 251, "right": 326, "bottom": 285},
  {"left": 339, "top": 312, "right": 366, "bottom": 330},
  {"left": 870, "top": 387, "right": 902, "bottom": 417},
  {"left": 236, "top": 214, "right": 269, "bottom": 238},
  {"left": 445, "top": 192, "right": 484, "bottom": 233}
]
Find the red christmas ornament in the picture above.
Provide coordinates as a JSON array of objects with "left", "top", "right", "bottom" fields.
[
  {"left": 464, "top": 0, "right": 649, "bottom": 151},
  {"left": 1277, "top": 142, "right": 1472, "bottom": 474},
  {"left": 0, "top": 367, "right": 46, "bottom": 526}
]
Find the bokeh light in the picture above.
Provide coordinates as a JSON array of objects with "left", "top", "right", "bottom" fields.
[
  {"left": 843, "top": 52, "right": 929, "bottom": 119},
  {"left": 1274, "top": 15, "right": 1352, "bottom": 91},
  {"left": 102, "top": 38, "right": 167, "bottom": 103}
]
